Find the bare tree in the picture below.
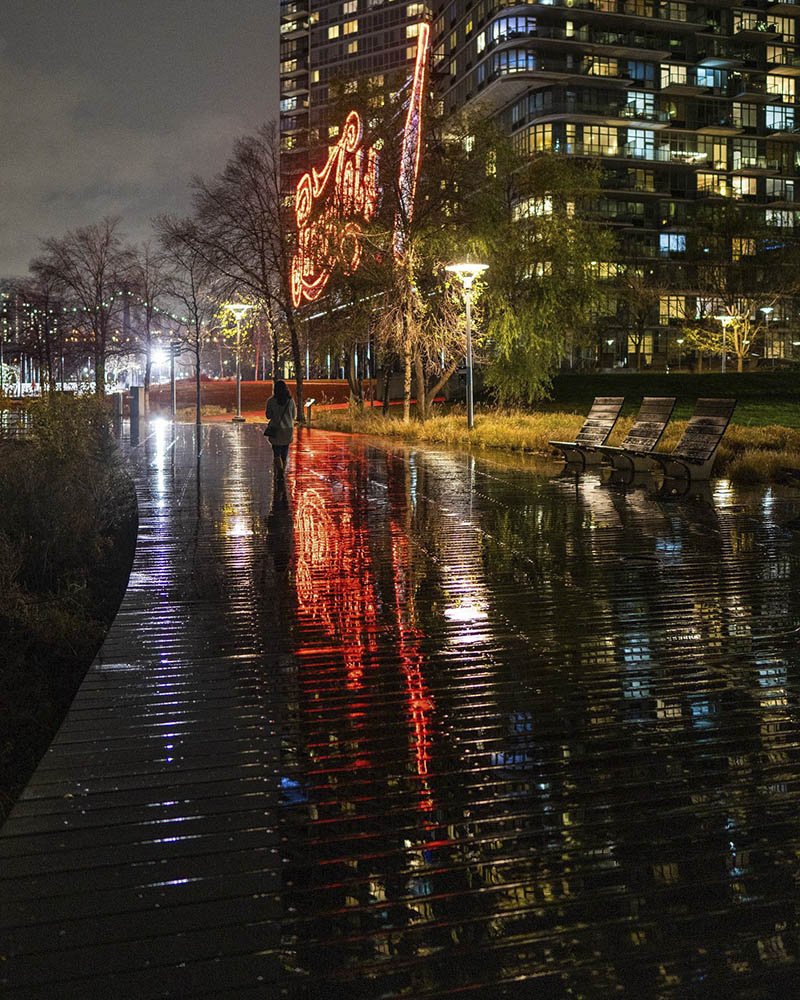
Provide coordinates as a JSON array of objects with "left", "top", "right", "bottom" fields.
[
  {"left": 186, "top": 122, "right": 307, "bottom": 417},
  {"left": 129, "top": 241, "right": 171, "bottom": 399},
  {"left": 30, "top": 218, "right": 132, "bottom": 395},
  {"left": 157, "top": 218, "right": 221, "bottom": 425},
  {"left": 616, "top": 267, "right": 662, "bottom": 371},
  {"left": 13, "top": 274, "right": 65, "bottom": 392}
]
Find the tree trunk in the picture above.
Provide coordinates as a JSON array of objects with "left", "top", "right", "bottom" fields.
[
  {"left": 346, "top": 343, "right": 364, "bottom": 410},
  {"left": 402, "top": 343, "right": 412, "bottom": 424},
  {"left": 195, "top": 342, "right": 202, "bottom": 425},
  {"left": 286, "top": 313, "right": 304, "bottom": 422},
  {"left": 425, "top": 356, "right": 460, "bottom": 417},
  {"left": 414, "top": 352, "right": 427, "bottom": 423},
  {"left": 381, "top": 363, "right": 391, "bottom": 415},
  {"left": 95, "top": 337, "right": 105, "bottom": 396},
  {"left": 737, "top": 355, "right": 743, "bottom": 373}
]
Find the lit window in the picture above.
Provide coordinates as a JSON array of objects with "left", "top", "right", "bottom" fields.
[
  {"left": 660, "top": 64, "right": 687, "bottom": 88},
  {"left": 407, "top": 2, "right": 425, "bottom": 15},
  {"left": 732, "top": 238, "right": 756, "bottom": 260},
  {"left": 732, "top": 175, "right": 757, "bottom": 197},
  {"left": 328, "top": 24, "right": 340, "bottom": 38},
  {"left": 406, "top": 44, "right": 418, "bottom": 58},
  {"left": 659, "top": 233, "right": 686, "bottom": 254},
  {"left": 311, "top": 69, "right": 320, "bottom": 83},
  {"left": 659, "top": 295, "right": 687, "bottom": 323},
  {"left": 767, "top": 74, "right": 795, "bottom": 100},
  {"left": 766, "top": 208, "right": 795, "bottom": 227},
  {"left": 344, "top": 0, "right": 358, "bottom": 12},
  {"left": 476, "top": 31, "right": 485, "bottom": 53},
  {"left": 766, "top": 104, "right": 795, "bottom": 130},
  {"left": 329, "top": 124, "right": 340, "bottom": 138},
  {"left": 407, "top": 23, "right": 420, "bottom": 37},
  {"left": 343, "top": 18, "right": 358, "bottom": 34},
  {"left": 348, "top": 39, "right": 358, "bottom": 53}
]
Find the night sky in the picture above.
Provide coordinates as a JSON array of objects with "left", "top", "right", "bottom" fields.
[{"left": 1, "top": 1, "right": 278, "bottom": 277}]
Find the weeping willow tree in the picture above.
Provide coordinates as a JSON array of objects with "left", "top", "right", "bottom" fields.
[{"left": 456, "top": 128, "right": 614, "bottom": 403}]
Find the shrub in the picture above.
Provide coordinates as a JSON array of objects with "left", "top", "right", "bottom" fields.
[{"left": 0, "top": 395, "right": 137, "bottom": 819}]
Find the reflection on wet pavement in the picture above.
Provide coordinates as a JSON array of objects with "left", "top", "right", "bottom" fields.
[{"left": 2, "top": 421, "right": 800, "bottom": 999}]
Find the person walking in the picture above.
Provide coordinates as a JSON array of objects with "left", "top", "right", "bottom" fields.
[{"left": 264, "top": 379, "right": 297, "bottom": 479}]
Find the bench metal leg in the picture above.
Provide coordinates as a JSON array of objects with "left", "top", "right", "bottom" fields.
[{"left": 654, "top": 456, "right": 716, "bottom": 481}]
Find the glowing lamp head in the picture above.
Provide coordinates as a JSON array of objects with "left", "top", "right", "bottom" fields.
[
  {"left": 224, "top": 303, "right": 253, "bottom": 322},
  {"left": 151, "top": 347, "right": 168, "bottom": 365},
  {"left": 446, "top": 260, "right": 488, "bottom": 291}
]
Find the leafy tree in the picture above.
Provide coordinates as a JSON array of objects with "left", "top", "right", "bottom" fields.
[{"left": 454, "top": 127, "right": 614, "bottom": 403}]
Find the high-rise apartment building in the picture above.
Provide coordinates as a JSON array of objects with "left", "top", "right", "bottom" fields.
[
  {"left": 432, "top": 0, "right": 800, "bottom": 362},
  {"left": 280, "top": 0, "right": 431, "bottom": 196},
  {"left": 281, "top": 0, "right": 800, "bottom": 363}
]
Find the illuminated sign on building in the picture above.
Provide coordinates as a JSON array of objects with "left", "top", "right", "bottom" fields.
[
  {"left": 291, "top": 23, "right": 431, "bottom": 307},
  {"left": 290, "top": 110, "right": 381, "bottom": 308},
  {"left": 394, "top": 21, "right": 430, "bottom": 258}
]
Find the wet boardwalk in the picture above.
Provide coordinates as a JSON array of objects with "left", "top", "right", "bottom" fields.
[{"left": 2, "top": 421, "right": 800, "bottom": 999}]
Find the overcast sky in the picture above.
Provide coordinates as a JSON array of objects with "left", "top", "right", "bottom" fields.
[{"left": 0, "top": 1, "right": 278, "bottom": 277}]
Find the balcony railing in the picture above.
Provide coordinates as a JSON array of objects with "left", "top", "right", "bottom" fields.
[{"left": 526, "top": 101, "right": 672, "bottom": 122}]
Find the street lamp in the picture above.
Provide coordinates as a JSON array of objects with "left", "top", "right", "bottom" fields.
[
  {"left": 676, "top": 337, "right": 684, "bottom": 370},
  {"left": 760, "top": 306, "right": 774, "bottom": 369},
  {"left": 714, "top": 315, "right": 733, "bottom": 374},
  {"left": 224, "top": 302, "right": 253, "bottom": 423},
  {"left": 606, "top": 338, "right": 615, "bottom": 368},
  {"left": 446, "top": 260, "right": 488, "bottom": 429}
]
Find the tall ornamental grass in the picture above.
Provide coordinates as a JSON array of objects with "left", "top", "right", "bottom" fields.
[{"left": 312, "top": 406, "right": 800, "bottom": 485}]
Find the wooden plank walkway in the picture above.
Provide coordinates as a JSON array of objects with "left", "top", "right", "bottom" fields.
[{"left": 2, "top": 421, "right": 800, "bottom": 998}]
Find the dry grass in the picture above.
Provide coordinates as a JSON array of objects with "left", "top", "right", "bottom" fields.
[{"left": 312, "top": 406, "right": 800, "bottom": 485}]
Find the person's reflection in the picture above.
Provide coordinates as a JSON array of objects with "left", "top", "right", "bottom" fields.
[{"left": 266, "top": 479, "right": 294, "bottom": 577}]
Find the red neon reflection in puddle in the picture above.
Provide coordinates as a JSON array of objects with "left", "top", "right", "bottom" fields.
[
  {"left": 294, "top": 485, "right": 379, "bottom": 691},
  {"left": 292, "top": 443, "right": 436, "bottom": 815}
]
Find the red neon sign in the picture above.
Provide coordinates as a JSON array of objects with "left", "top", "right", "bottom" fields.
[
  {"left": 394, "top": 22, "right": 430, "bottom": 258},
  {"left": 290, "top": 111, "right": 381, "bottom": 308},
  {"left": 291, "top": 24, "right": 431, "bottom": 306}
]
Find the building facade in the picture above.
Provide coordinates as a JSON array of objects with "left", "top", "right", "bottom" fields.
[
  {"left": 433, "top": 0, "right": 800, "bottom": 364},
  {"left": 280, "top": 0, "right": 800, "bottom": 366},
  {"left": 280, "top": 0, "right": 432, "bottom": 192}
]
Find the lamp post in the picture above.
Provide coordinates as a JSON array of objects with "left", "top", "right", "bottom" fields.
[
  {"left": 715, "top": 315, "right": 733, "bottom": 373},
  {"left": 676, "top": 337, "right": 684, "bottom": 370},
  {"left": 224, "top": 303, "right": 253, "bottom": 423},
  {"left": 760, "top": 306, "right": 774, "bottom": 369},
  {"left": 446, "top": 260, "right": 488, "bottom": 430},
  {"left": 606, "top": 337, "right": 615, "bottom": 368}
]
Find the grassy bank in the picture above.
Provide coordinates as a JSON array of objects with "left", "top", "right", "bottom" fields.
[
  {"left": 311, "top": 405, "right": 800, "bottom": 485},
  {"left": 547, "top": 372, "right": 800, "bottom": 428},
  {"left": 0, "top": 395, "right": 137, "bottom": 822}
]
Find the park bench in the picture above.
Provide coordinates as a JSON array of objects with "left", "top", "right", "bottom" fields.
[
  {"left": 591, "top": 396, "right": 676, "bottom": 474},
  {"left": 638, "top": 397, "right": 737, "bottom": 481},
  {"left": 549, "top": 396, "right": 624, "bottom": 468}
]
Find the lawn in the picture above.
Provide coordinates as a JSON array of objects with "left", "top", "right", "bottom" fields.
[
  {"left": 547, "top": 372, "right": 800, "bottom": 428},
  {"left": 310, "top": 371, "right": 800, "bottom": 486}
]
